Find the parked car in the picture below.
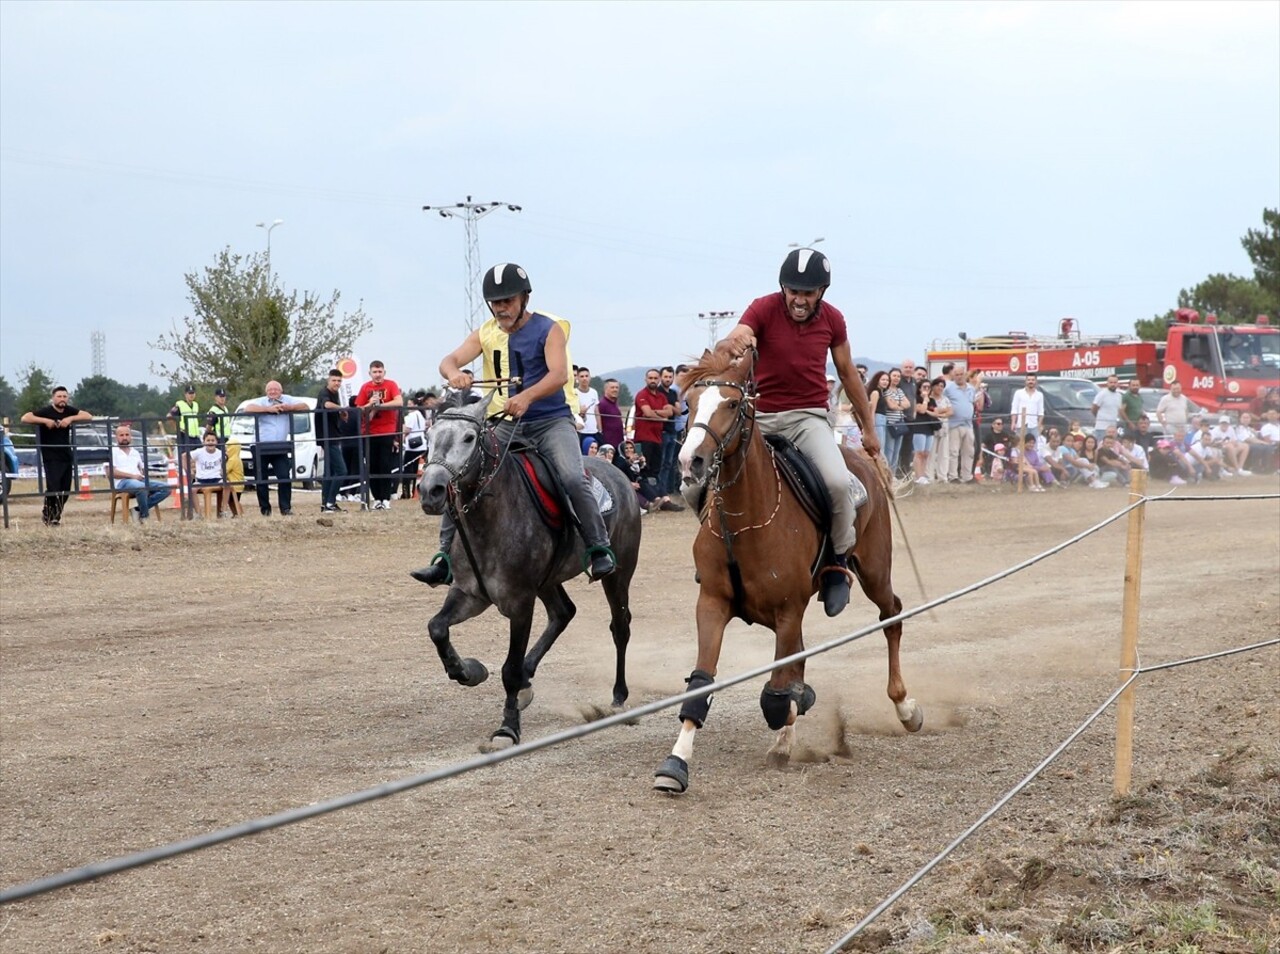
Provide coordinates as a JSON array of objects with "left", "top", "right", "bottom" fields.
[
  {"left": 229, "top": 397, "right": 321, "bottom": 489},
  {"left": 978, "top": 376, "right": 1099, "bottom": 445}
]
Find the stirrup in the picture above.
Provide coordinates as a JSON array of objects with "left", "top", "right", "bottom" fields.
[
  {"left": 583, "top": 544, "right": 617, "bottom": 581},
  {"left": 819, "top": 563, "right": 854, "bottom": 618},
  {"left": 410, "top": 551, "right": 453, "bottom": 586}
]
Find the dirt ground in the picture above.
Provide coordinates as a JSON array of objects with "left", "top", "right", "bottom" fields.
[{"left": 1, "top": 477, "right": 1277, "bottom": 954}]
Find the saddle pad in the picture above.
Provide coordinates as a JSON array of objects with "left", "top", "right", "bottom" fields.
[{"left": 514, "top": 452, "right": 614, "bottom": 534}]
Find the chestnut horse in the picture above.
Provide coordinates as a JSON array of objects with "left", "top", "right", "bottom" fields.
[{"left": 653, "top": 350, "right": 923, "bottom": 794}]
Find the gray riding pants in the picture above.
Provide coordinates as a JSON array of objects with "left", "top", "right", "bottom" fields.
[{"left": 756, "top": 408, "right": 861, "bottom": 553}]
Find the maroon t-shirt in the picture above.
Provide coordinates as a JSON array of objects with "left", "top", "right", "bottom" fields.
[
  {"left": 632, "top": 386, "right": 669, "bottom": 444},
  {"left": 739, "top": 293, "right": 847, "bottom": 413}
]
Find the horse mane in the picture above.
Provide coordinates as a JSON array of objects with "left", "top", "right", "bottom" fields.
[{"left": 677, "top": 349, "right": 748, "bottom": 396}]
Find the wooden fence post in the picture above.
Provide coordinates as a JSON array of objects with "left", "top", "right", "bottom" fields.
[{"left": 1113, "top": 469, "right": 1148, "bottom": 796}]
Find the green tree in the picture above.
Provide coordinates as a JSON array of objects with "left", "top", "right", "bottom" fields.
[
  {"left": 151, "top": 247, "right": 372, "bottom": 397},
  {"left": 72, "top": 375, "right": 132, "bottom": 419},
  {"left": 1141, "top": 209, "right": 1280, "bottom": 338},
  {"left": 15, "top": 363, "right": 56, "bottom": 420},
  {"left": 0, "top": 373, "right": 17, "bottom": 424},
  {"left": 1240, "top": 207, "right": 1279, "bottom": 299},
  {"left": 1133, "top": 317, "right": 1168, "bottom": 342}
]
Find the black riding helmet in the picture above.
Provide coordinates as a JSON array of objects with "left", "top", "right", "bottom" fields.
[
  {"left": 482, "top": 263, "right": 532, "bottom": 301},
  {"left": 778, "top": 248, "right": 831, "bottom": 292}
]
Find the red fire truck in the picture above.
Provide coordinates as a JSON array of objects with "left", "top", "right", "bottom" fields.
[{"left": 925, "top": 313, "right": 1278, "bottom": 413}]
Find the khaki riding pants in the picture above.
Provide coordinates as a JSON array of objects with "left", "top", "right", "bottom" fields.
[{"left": 756, "top": 408, "right": 860, "bottom": 553}]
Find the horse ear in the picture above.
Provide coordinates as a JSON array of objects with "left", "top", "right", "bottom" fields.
[
  {"left": 467, "top": 396, "right": 489, "bottom": 422},
  {"left": 701, "top": 349, "right": 713, "bottom": 361}
]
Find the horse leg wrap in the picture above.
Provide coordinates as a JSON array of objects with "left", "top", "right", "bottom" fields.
[
  {"left": 796, "top": 682, "right": 816, "bottom": 716},
  {"left": 492, "top": 706, "right": 521, "bottom": 745},
  {"left": 760, "top": 685, "right": 794, "bottom": 730},
  {"left": 677, "top": 669, "right": 716, "bottom": 727}
]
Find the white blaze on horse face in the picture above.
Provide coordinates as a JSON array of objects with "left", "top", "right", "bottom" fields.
[{"left": 679, "top": 387, "right": 731, "bottom": 477}]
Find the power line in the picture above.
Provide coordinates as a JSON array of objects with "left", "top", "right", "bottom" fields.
[
  {"left": 422, "top": 196, "right": 522, "bottom": 332},
  {"left": 697, "top": 311, "right": 736, "bottom": 349}
]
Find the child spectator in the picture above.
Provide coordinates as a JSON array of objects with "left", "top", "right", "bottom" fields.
[
  {"left": 1096, "top": 430, "right": 1132, "bottom": 486},
  {"left": 1007, "top": 434, "right": 1049, "bottom": 491},
  {"left": 187, "top": 430, "right": 229, "bottom": 515}
]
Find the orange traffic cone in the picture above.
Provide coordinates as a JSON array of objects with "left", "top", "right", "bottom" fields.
[
  {"left": 167, "top": 457, "right": 181, "bottom": 509},
  {"left": 78, "top": 472, "right": 93, "bottom": 500}
]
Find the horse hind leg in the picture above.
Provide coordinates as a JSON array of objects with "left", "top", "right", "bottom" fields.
[
  {"left": 853, "top": 556, "right": 923, "bottom": 733},
  {"left": 601, "top": 571, "right": 633, "bottom": 708},
  {"left": 518, "top": 584, "right": 577, "bottom": 710}
]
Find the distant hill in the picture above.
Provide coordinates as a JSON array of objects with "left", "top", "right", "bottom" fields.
[{"left": 601, "top": 358, "right": 894, "bottom": 401}]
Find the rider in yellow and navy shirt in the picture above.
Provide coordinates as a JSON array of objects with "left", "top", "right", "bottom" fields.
[{"left": 410, "top": 263, "right": 616, "bottom": 585}]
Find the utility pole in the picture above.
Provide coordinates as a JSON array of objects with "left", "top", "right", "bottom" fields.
[
  {"left": 90, "top": 330, "right": 106, "bottom": 377},
  {"left": 423, "top": 196, "right": 522, "bottom": 332},
  {"left": 698, "top": 311, "right": 737, "bottom": 350}
]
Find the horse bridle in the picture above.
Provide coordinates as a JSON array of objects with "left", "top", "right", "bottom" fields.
[
  {"left": 426, "top": 407, "right": 515, "bottom": 515},
  {"left": 686, "top": 354, "right": 758, "bottom": 494},
  {"left": 685, "top": 378, "right": 753, "bottom": 464}
]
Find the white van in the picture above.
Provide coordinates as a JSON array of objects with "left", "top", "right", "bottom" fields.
[{"left": 229, "top": 397, "right": 322, "bottom": 489}]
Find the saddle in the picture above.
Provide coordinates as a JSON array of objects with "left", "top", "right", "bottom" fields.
[
  {"left": 763, "top": 434, "right": 868, "bottom": 578},
  {"left": 510, "top": 446, "right": 614, "bottom": 534},
  {"left": 764, "top": 434, "right": 833, "bottom": 530}
]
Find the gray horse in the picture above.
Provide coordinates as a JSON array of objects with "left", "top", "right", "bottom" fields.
[{"left": 418, "top": 399, "right": 642, "bottom": 751}]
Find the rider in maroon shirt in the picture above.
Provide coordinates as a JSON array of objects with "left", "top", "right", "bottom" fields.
[{"left": 715, "top": 249, "right": 879, "bottom": 616}]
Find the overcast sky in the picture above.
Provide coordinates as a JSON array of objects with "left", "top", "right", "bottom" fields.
[{"left": 2, "top": 0, "right": 1277, "bottom": 393}]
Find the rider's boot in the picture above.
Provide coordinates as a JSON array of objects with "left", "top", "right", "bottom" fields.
[
  {"left": 410, "top": 525, "right": 454, "bottom": 586},
  {"left": 585, "top": 543, "right": 617, "bottom": 580},
  {"left": 820, "top": 551, "right": 852, "bottom": 617}
]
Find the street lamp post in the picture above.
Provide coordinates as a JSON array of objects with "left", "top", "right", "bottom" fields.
[
  {"left": 255, "top": 219, "right": 283, "bottom": 274},
  {"left": 787, "top": 237, "right": 825, "bottom": 249}
]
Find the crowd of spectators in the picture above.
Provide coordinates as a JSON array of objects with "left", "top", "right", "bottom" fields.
[
  {"left": 830, "top": 362, "right": 1280, "bottom": 492},
  {"left": 7, "top": 365, "right": 1279, "bottom": 526}
]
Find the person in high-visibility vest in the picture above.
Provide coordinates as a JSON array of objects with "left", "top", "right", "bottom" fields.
[
  {"left": 168, "top": 385, "right": 203, "bottom": 457},
  {"left": 205, "top": 388, "right": 232, "bottom": 445}
]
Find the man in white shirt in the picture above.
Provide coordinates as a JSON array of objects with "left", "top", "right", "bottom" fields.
[
  {"left": 574, "top": 366, "right": 602, "bottom": 454},
  {"left": 1258, "top": 410, "right": 1280, "bottom": 444},
  {"left": 1091, "top": 374, "right": 1124, "bottom": 439},
  {"left": 1156, "top": 382, "right": 1191, "bottom": 431},
  {"left": 110, "top": 423, "right": 170, "bottom": 519},
  {"left": 1119, "top": 435, "right": 1148, "bottom": 472},
  {"left": 1010, "top": 374, "right": 1046, "bottom": 439},
  {"left": 1208, "top": 415, "right": 1251, "bottom": 476}
]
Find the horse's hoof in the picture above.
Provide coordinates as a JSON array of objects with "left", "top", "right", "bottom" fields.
[
  {"left": 479, "top": 734, "right": 516, "bottom": 754},
  {"left": 517, "top": 686, "right": 534, "bottom": 710},
  {"left": 653, "top": 755, "right": 689, "bottom": 794},
  {"left": 900, "top": 700, "right": 924, "bottom": 734},
  {"left": 765, "top": 750, "right": 792, "bottom": 771},
  {"left": 458, "top": 658, "right": 489, "bottom": 688},
  {"left": 614, "top": 703, "right": 640, "bottom": 727}
]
